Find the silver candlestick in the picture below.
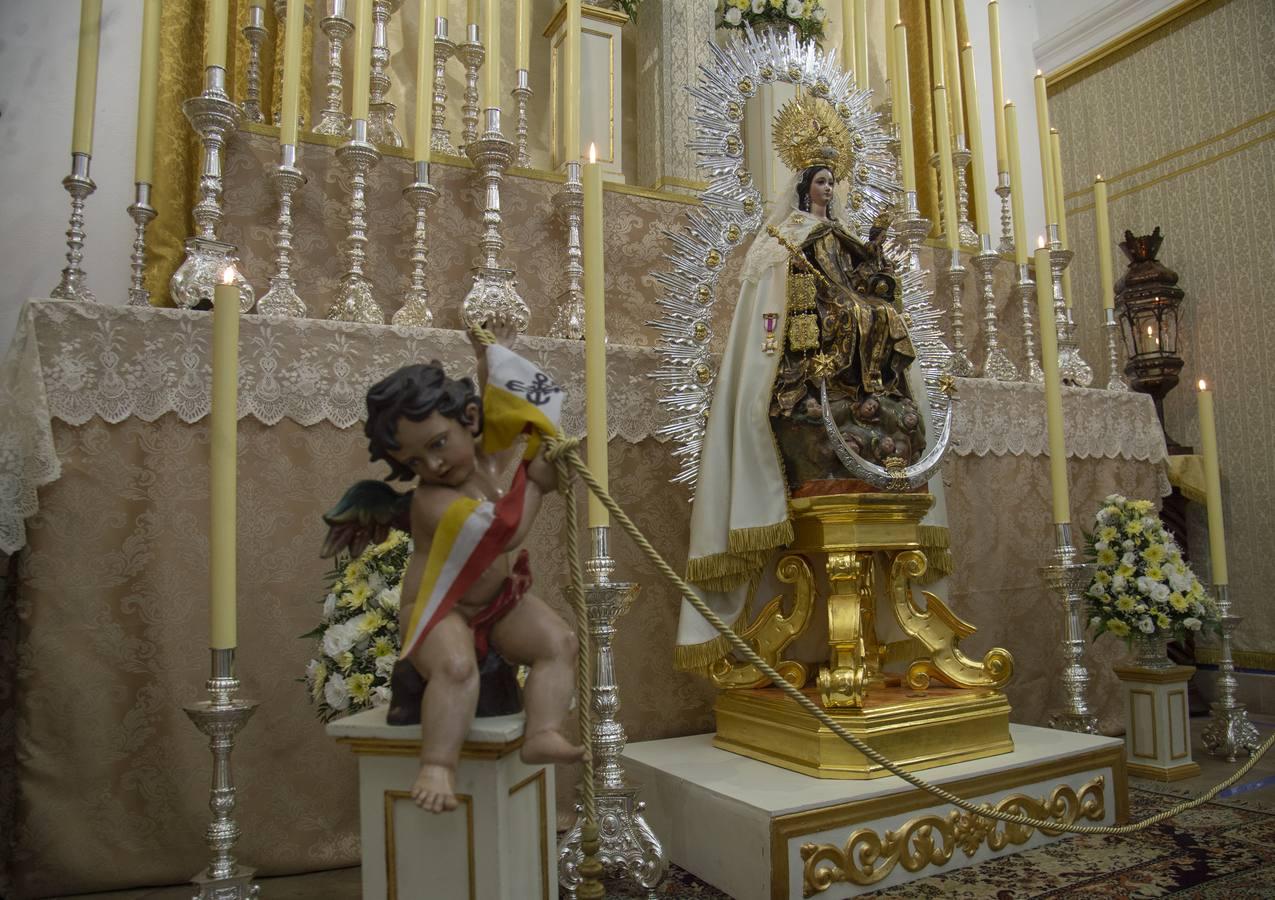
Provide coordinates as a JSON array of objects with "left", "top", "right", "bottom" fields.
[
  {"left": 327, "top": 119, "right": 384, "bottom": 323},
  {"left": 1062, "top": 307, "right": 1094, "bottom": 387},
  {"left": 1046, "top": 228, "right": 1091, "bottom": 387},
  {"left": 550, "top": 160, "right": 585, "bottom": 339},
  {"left": 1042, "top": 524, "right": 1099, "bottom": 734},
  {"left": 952, "top": 138, "right": 979, "bottom": 248},
  {"left": 1102, "top": 308, "right": 1128, "bottom": 391},
  {"left": 942, "top": 251, "right": 975, "bottom": 376},
  {"left": 1202, "top": 584, "right": 1262, "bottom": 761},
  {"left": 126, "top": 181, "right": 157, "bottom": 307},
  {"left": 185, "top": 648, "right": 260, "bottom": 900},
  {"left": 893, "top": 191, "right": 931, "bottom": 276},
  {"left": 314, "top": 0, "right": 353, "bottom": 137},
  {"left": 512, "top": 68, "right": 532, "bottom": 168},
  {"left": 559, "top": 527, "right": 668, "bottom": 900},
  {"left": 971, "top": 234, "right": 1017, "bottom": 380},
  {"left": 995, "top": 171, "right": 1014, "bottom": 256},
  {"left": 457, "top": 25, "right": 484, "bottom": 152},
  {"left": 170, "top": 67, "right": 255, "bottom": 311},
  {"left": 393, "top": 161, "right": 439, "bottom": 327},
  {"left": 462, "top": 109, "right": 529, "bottom": 331},
  {"left": 241, "top": 5, "right": 268, "bottom": 123},
  {"left": 367, "top": 0, "right": 403, "bottom": 147},
  {"left": 430, "top": 19, "right": 458, "bottom": 154},
  {"left": 257, "top": 144, "right": 308, "bottom": 318},
  {"left": 1015, "top": 262, "right": 1045, "bottom": 383},
  {"left": 49, "top": 152, "right": 97, "bottom": 303}
]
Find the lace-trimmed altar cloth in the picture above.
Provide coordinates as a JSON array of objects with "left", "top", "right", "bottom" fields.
[{"left": 0, "top": 299, "right": 1168, "bottom": 554}]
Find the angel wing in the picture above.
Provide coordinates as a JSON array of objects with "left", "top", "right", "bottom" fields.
[{"left": 320, "top": 480, "right": 414, "bottom": 559}]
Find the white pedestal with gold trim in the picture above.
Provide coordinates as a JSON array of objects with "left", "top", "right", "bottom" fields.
[
  {"left": 546, "top": 3, "right": 627, "bottom": 180},
  {"left": 327, "top": 707, "right": 556, "bottom": 900},
  {"left": 1113, "top": 663, "right": 1202, "bottom": 782},
  {"left": 624, "top": 725, "right": 1126, "bottom": 900}
]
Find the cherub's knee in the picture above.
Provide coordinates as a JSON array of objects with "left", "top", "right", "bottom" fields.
[
  {"left": 433, "top": 652, "right": 478, "bottom": 686},
  {"left": 551, "top": 625, "right": 578, "bottom": 662}
]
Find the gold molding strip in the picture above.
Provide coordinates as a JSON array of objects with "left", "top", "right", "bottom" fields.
[
  {"left": 337, "top": 735, "right": 524, "bottom": 760},
  {"left": 1196, "top": 647, "right": 1275, "bottom": 671},
  {"left": 384, "top": 790, "right": 476, "bottom": 900},
  {"left": 543, "top": 2, "right": 629, "bottom": 37},
  {"left": 508, "top": 770, "right": 551, "bottom": 900}
]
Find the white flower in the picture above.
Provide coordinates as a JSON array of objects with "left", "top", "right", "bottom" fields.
[
  {"left": 1112, "top": 575, "right": 1126, "bottom": 591},
  {"left": 1169, "top": 571, "right": 1191, "bottom": 592},
  {"left": 1123, "top": 540, "right": 1135, "bottom": 550},
  {"left": 1122, "top": 552, "right": 1136, "bottom": 568},
  {"left": 1090, "top": 616, "right": 1103, "bottom": 629},
  {"left": 321, "top": 620, "right": 360, "bottom": 658},
  {"left": 366, "top": 571, "right": 386, "bottom": 594},
  {"left": 725, "top": 6, "right": 742, "bottom": 24},
  {"left": 1137, "top": 616, "right": 1155, "bottom": 634},
  {"left": 323, "top": 592, "right": 337, "bottom": 619},
  {"left": 372, "top": 685, "right": 392, "bottom": 706},
  {"left": 1150, "top": 582, "right": 1171, "bottom": 603},
  {"left": 1089, "top": 582, "right": 1108, "bottom": 597},
  {"left": 752, "top": 0, "right": 766, "bottom": 13},
  {"left": 813, "top": 4, "right": 826, "bottom": 20},
  {"left": 375, "top": 654, "right": 397, "bottom": 678},
  {"left": 1184, "top": 617, "right": 1202, "bottom": 631},
  {"left": 1094, "top": 540, "right": 1108, "bottom": 552},
  {"left": 378, "top": 585, "right": 401, "bottom": 613},
  {"left": 324, "top": 673, "right": 351, "bottom": 711},
  {"left": 786, "top": 0, "right": 804, "bottom": 16}
]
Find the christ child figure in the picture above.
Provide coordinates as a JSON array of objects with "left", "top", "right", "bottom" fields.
[{"left": 364, "top": 320, "right": 584, "bottom": 812}]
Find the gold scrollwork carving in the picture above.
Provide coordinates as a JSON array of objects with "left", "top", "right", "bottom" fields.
[
  {"left": 710, "top": 555, "right": 814, "bottom": 690},
  {"left": 800, "top": 777, "right": 1107, "bottom": 896}
]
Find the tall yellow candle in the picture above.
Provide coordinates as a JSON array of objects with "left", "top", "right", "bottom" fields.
[
  {"left": 842, "top": 0, "right": 855, "bottom": 81},
  {"left": 516, "top": 0, "right": 531, "bottom": 70},
  {"left": 1050, "top": 129, "right": 1073, "bottom": 306},
  {"left": 927, "top": 0, "right": 945, "bottom": 95},
  {"left": 582, "top": 145, "right": 609, "bottom": 528},
  {"left": 960, "top": 44, "right": 990, "bottom": 236},
  {"left": 71, "top": 0, "right": 102, "bottom": 156},
  {"left": 1093, "top": 176, "right": 1115, "bottom": 309},
  {"left": 134, "top": 0, "right": 161, "bottom": 182},
  {"left": 468, "top": 0, "right": 479, "bottom": 25},
  {"left": 206, "top": 0, "right": 229, "bottom": 70},
  {"left": 934, "top": 85, "right": 959, "bottom": 251},
  {"left": 482, "top": 0, "right": 501, "bottom": 110},
  {"left": 1035, "top": 244, "right": 1070, "bottom": 524},
  {"left": 893, "top": 24, "right": 916, "bottom": 193},
  {"left": 942, "top": 0, "right": 963, "bottom": 138},
  {"left": 565, "top": 0, "right": 582, "bottom": 160},
  {"left": 351, "top": 0, "right": 373, "bottom": 121},
  {"left": 1005, "top": 102, "right": 1028, "bottom": 266},
  {"left": 853, "top": 0, "right": 869, "bottom": 90},
  {"left": 279, "top": 0, "right": 307, "bottom": 145},
  {"left": 988, "top": 1, "right": 1007, "bottom": 172},
  {"left": 210, "top": 269, "right": 241, "bottom": 649},
  {"left": 884, "top": 0, "right": 899, "bottom": 87},
  {"left": 414, "top": 0, "right": 436, "bottom": 160},
  {"left": 1033, "top": 71, "right": 1057, "bottom": 225},
  {"left": 1197, "top": 382, "right": 1228, "bottom": 586}
]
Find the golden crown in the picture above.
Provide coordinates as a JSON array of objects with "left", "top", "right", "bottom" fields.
[{"left": 771, "top": 95, "right": 854, "bottom": 182}]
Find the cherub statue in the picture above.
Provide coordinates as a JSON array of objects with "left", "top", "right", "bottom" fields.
[{"left": 323, "top": 319, "right": 584, "bottom": 812}]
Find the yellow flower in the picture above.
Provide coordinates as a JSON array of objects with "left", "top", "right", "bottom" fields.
[
  {"left": 1095, "top": 571, "right": 1112, "bottom": 585},
  {"left": 373, "top": 637, "right": 396, "bottom": 658},
  {"left": 1116, "top": 563, "right": 1135, "bottom": 579},
  {"left": 1107, "top": 619, "right": 1130, "bottom": 637},
  {"left": 1124, "top": 518, "right": 1144, "bottom": 535},
  {"left": 1116, "top": 595, "right": 1137, "bottom": 612},
  {"left": 1155, "top": 612, "right": 1171, "bottom": 629},
  {"left": 340, "top": 583, "right": 372, "bottom": 610},
  {"left": 1098, "top": 526, "right": 1119, "bottom": 543},
  {"left": 358, "top": 610, "right": 388, "bottom": 637},
  {"left": 336, "top": 651, "right": 355, "bottom": 671},
  {"left": 1142, "top": 544, "right": 1166, "bottom": 565},
  {"left": 1169, "top": 592, "right": 1189, "bottom": 612},
  {"left": 348, "top": 673, "right": 374, "bottom": 703},
  {"left": 1145, "top": 565, "right": 1163, "bottom": 582},
  {"left": 310, "top": 662, "right": 327, "bottom": 700},
  {"left": 1096, "top": 547, "right": 1118, "bottom": 566},
  {"left": 1131, "top": 499, "right": 1154, "bottom": 514},
  {"left": 770, "top": 0, "right": 783, "bottom": 9},
  {"left": 343, "top": 560, "right": 364, "bottom": 582}
]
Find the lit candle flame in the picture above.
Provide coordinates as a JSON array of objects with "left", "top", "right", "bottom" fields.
[
  {"left": 1199, "top": 379, "right": 1208, "bottom": 391},
  {"left": 588, "top": 142, "right": 597, "bottom": 164},
  {"left": 1037, "top": 235, "right": 1046, "bottom": 249},
  {"left": 221, "top": 266, "right": 236, "bottom": 285}
]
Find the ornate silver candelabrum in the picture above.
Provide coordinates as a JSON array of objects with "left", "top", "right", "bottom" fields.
[
  {"left": 952, "top": 138, "right": 979, "bottom": 248},
  {"left": 1047, "top": 230, "right": 1092, "bottom": 387},
  {"left": 257, "top": 144, "right": 308, "bottom": 318},
  {"left": 942, "top": 250, "right": 975, "bottom": 376},
  {"left": 550, "top": 160, "right": 585, "bottom": 339},
  {"left": 462, "top": 109, "right": 529, "bottom": 331},
  {"left": 1014, "top": 262, "right": 1045, "bottom": 383},
  {"left": 327, "top": 119, "right": 384, "bottom": 323},
  {"left": 559, "top": 528, "right": 668, "bottom": 900},
  {"left": 1102, "top": 308, "right": 1128, "bottom": 391},
  {"left": 126, "top": 181, "right": 157, "bottom": 307},
  {"left": 971, "top": 234, "right": 1018, "bottom": 380},
  {"left": 457, "top": 26, "right": 484, "bottom": 152},
  {"left": 241, "top": 4, "right": 268, "bottom": 123},
  {"left": 367, "top": 0, "right": 403, "bottom": 147},
  {"left": 393, "top": 161, "right": 439, "bottom": 327},
  {"left": 512, "top": 68, "right": 532, "bottom": 168},
  {"left": 170, "top": 67, "right": 255, "bottom": 311},
  {"left": 893, "top": 190, "right": 931, "bottom": 276},
  {"left": 1202, "top": 584, "right": 1262, "bottom": 761},
  {"left": 185, "top": 648, "right": 260, "bottom": 900},
  {"left": 1041, "top": 524, "right": 1099, "bottom": 733},
  {"left": 49, "top": 153, "right": 97, "bottom": 303},
  {"left": 430, "top": 18, "right": 458, "bottom": 154},
  {"left": 314, "top": 0, "right": 353, "bottom": 137},
  {"left": 995, "top": 170, "right": 1014, "bottom": 256}
]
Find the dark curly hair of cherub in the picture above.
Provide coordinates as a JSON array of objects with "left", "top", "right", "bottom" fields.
[{"left": 365, "top": 362, "right": 481, "bottom": 482}]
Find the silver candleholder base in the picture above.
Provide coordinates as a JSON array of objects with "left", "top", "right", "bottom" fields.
[
  {"left": 457, "top": 27, "right": 484, "bottom": 152},
  {"left": 1202, "top": 585, "right": 1261, "bottom": 761},
  {"left": 314, "top": 2, "right": 353, "bottom": 137},
  {"left": 430, "top": 23, "right": 458, "bottom": 154},
  {"left": 241, "top": 6, "right": 267, "bottom": 123},
  {"left": 1103, "top": 309, "right": 1128, "bottom": 391},
  {"left": 1060, "top": 308, "right": 1093, "bottom": 387},
  {"left": 462, "top": 110, "right": 529, "bottom": 331},
  {"left": 1047, "top": 233, "right": 1091, "bottom": 387},
  {"left": 1014, "top": 263, "right": 1045, "bottom": 383},
  {"left": 393, "top": 162, "right": 439, "bottom": 328},
  {"left": 257, "top": 145, "right": 308, "bottom": 318},
  {"left": 127, "top": 181, "right": 157, "bottom": 307},
  {"left": 559, "top": 527, "right": 668, "bottom": 900},
  {"left": 512, "top": 68, "right": 532, "bottom": 168},
  {"left": 942, "top": 253, "right": 975, "bottom": 376},
  {"left": 550, "top": 160, "right": 585, "bottom": 340},
  {"left": 971, "top": 235, "right": 1017, "bottom": 380},
  {"left": 367, "top": 0, "right": 403, "bottom": 146},
  {"left": 50, "top": 152, "right": 97, "bottom": 303},
  {"left": 185, "top": 648, "right": 260, "bottom": 900},
  {"left": 1041, "top": 523, "right": 1099, "bottom": 734},
  {"left": 995, "top": 171, "right": 1014, "bottom": 257},
  {"left": 893, "top": 191, "right": 931, "bottom": 275},
  {"left": 952, "top": 141, "right": 979, "bottom": 249},
  {"left": 327, "top": 120, "right": 384, "bottom": 323}
]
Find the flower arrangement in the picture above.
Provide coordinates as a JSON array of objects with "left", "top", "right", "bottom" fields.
[
  {"left": 718, "top": 0, "right": 829, "bottom": 43},
  {"left": 303, "top": 530, "right": 410, "bottom": 722},
  {"left": 1084, "top": 494, "right": 1217, "bottom": 642}
]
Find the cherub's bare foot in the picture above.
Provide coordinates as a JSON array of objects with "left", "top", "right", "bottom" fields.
[
  {"left": 520, "top": 729, "right": 586, "bottom": 765},
  {"left": 410, "top": 763, "right": 458, "bottom": 813}
]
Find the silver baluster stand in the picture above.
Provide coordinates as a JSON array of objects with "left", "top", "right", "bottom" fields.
[
  {"left": 1103, "top": 308, "right": 1128, "bottom": 391},
  {"left": 893, "top": 190, "right": 931, "bottom": 276},
  {"left": 1202, "top": 584, "right": 1262, "bottom": 761},
  {"left": 367, "top": 0, "right": 403, "bottom": 147},
  {"left": 559, "top": 528, "right": 668, "bottom": 900},
  {"left": 995, "top": 170, "right": 1014, "bottom": 256},
  {"left": 49, "top": 153, "right": 97, "bottom": 303},
  {"left": 327, "top": 118, "right": 384, "bottom": 323},
  {"left": 185, "top": 648, "right": 260, "bottom": 900},
  {"left": 1015, "top": 262, "right": 1045, "bottom": 383},
  {"left": 241, "top": 4, "right": 267, "bottom": 123},
  {"left": 257, "top": 143, "right": 308, "bottom": 317},
  {"left": 126, "top": 182, "right": 157, "bottom": 306},
  {"left": 1046, "top": 227, "right": 1091, "bottom": 387},
  {"left": 550, "top": 160, "right": 586, "bottom": 339},
  {"left": 314, "top": 0, "right": 353, "bottom": 137},
  {"left": 430, "top": 17, "right": 458, "bottom": 154},
  {"left": 971, "top": 234, "right": 1018, "bottom": 380},
  {"left": 952, "top": 138, "right": 979, "bottom": 248},
  {"left": 941, "top": 249, "right": 974, "bottom": 376},
  {"left": 1042, "top": 524, "right": 1099, "bottom": 733},
  {"left": 393, "top": 161, "right": 439, "bottom": 327},
  {"left": 512, "top": 68, "right": 532, "bottom": 168},
  {"left": 457, "top": 25, "right": 484, "bottom": 152},
  {"left": 170, "top": 67, "right": 255, "bottom": 310},
  {"left": 462, "top": 109, "right": 529, "bottom": 331}
]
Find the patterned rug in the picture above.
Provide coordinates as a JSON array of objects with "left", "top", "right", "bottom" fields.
[{"left": 587, "top": 788, "right": 1275, "bottom": 898}]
